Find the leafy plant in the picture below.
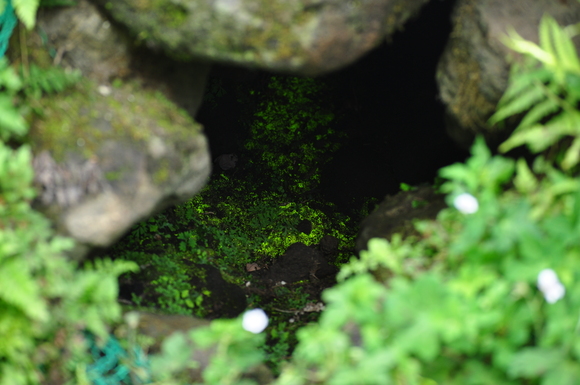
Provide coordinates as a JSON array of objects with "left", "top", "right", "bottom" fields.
[
  {"left": 0, "top": 71, "right": 138, "bottom": 385},
  {"left": 0, "top": 14, "right": 140, "bottom": 383},
  {"left": 21, "top": 63, "right": 81, "bottom": 101},
  {"left": 271, "top": 24, "right": 580, "bottom": 382},
  {"left": 489, "top": 15, "right": 580, "bottom": 170},
  {"left": 0, "top": 57, "right": 26, "bottom": 140},
  {"left": 275, "top": 135, "right": 580, "bottom": 385},
  {"left": 0, "top": 0, "right": 40, "bottom": 30},
  {"left": 150, "top": 314, "right": 267, "bottom": 385}
]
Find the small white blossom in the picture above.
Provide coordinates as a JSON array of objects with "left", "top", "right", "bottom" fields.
[
  {"left": 543, "top": 282, "right": 565, "bottom": 304},
  {"left": 242, "top": 308, "right": 269, "bottom": 333},
  {"left": 537, "top": 268, "right": 565, "bottom": 304},
  {"left": 453, "top": 193, "right": 479, "bottom": 214},
  {"left": 97, "top": 84, "right": 112, "bottom": 96}
]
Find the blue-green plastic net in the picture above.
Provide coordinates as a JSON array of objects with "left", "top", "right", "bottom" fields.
[
  {"left": 0, "top": 0, "right": 17, "bottom": 57},
  {"left": 86, "top": 333, "right": 152, "bottom": 385}
]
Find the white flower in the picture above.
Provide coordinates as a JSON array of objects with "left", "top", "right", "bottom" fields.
[
  {"left": 537, "top": 268, "right": 566, "bottom": 304},
  {"left": 242, "top": 308, "right": 269, "bottom": 333},
  {"left": 453, "top": 193, "right": 479, "bottom": 214}
]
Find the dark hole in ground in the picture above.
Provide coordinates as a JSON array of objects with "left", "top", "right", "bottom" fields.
[
  {"left": 196, "top": 0, "right": 467, "bottom": 218},
  {"left": 112, "top": 0, "right": 470, "bottom": 370}
]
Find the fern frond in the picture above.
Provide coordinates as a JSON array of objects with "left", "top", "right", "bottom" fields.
[
  {"left": 502, "top": 111, "right": 580, "bottom": 154},
  {"left": 561, "top": 135, "right": 580, "bottom": 170},
  {"left": 492, "top": 14, "right": 580, "bottom": 166},
  {"left": 500, "top": 67, "right": 552, "bottom": 102},
  {"left": 12, "top": 0, "right": 40, "bottom": 29},
  {"left": 547, "top": 17, "right": 580, "bottom": 74},
  {"left": 489, "top": 82, "right": 545, "bottom": 124},
  {"left": 517, "top": 96, "right": 560, "bottom": 129},
  {"left": 22, "top": 64, "right": 80, "bottom": 99},
  {"left": 503, "top": 28, "right": 554, "bottom": 67}
]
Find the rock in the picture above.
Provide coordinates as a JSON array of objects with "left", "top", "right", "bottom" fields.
[
  {"left": 37, "top": 0, "right": 211, "bottom": 117},
  {"left": 188, "top": 264, "right": 247, "bottom": 319},
  {"left": 267, "top": 242, "right": 337, "bottom": 284},
  {"left": 91, "top": 0, "right": 431, "bottom": 76},
  {"left": 19, "top": 1, "right": 213, "bottom": 259},
  {"left": 437, "top": 0, "right": 580, "bottom": 149},
  {"left": 30, "top": 78, "right": 210, "bottom": 259},
  {"left": 215, "top": 153, "right": 238, "bottom": 170},
  {"left": 356, "top": 186, "right": 446, "bottom": 254},
  {"left": 319, "top": 234, "right": 339, "bottom": 256}
]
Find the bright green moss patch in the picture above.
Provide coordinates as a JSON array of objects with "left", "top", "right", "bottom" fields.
[{"left": 243, "top": 75, "right": 344, "bottom": 195}]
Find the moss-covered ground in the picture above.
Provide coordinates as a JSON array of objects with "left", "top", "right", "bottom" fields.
[{"left": 107, "top": 73, "right": 363, "bottom": 373}]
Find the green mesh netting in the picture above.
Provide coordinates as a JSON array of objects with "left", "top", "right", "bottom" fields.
[
  {"left": 0, "top": 0, "right": 17, "bottom": 57},
  {"left": 86, "top": 333, "right": 151, "bottom": 385}
]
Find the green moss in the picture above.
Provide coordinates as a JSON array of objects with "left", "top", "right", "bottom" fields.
[
  {"left": 105, "top": 170, "right": 123, "bottom": 181},
  {"left": 152, "top": 159, "right": 170, "bottom": 184},
  {"left": 158, "top": 2, "right": 188, "bottom": 28},
  {"left": 29, "top": 77, "right": 202, "bottom": 184},
  {"left": 243, "top": 75, "right": 342, "bottom": 195}
]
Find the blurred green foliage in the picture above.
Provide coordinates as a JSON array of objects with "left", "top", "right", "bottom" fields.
[
  {"left": 4, "top": 5, "right": 580, "bottom": 385},
  {"left": 271, "top": 14, "right": 580, "bottom": 385},
  {"left": 490, "top": 15, "right": 580, "bottom": 171},
  {"left": 0, "top": 40, "right": 137, "bottom": 385}
]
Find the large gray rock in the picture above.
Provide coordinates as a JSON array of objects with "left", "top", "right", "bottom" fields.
[
  {"left": 28, "top": 1, "right": 211, "bottom": 259},
  {"left": 30, "top": 78, "right": 210, "bottom": 259},
  {"left": 37, "top": 0, "right": 211, "bottom": 117},
  {"left": 90, "top": 0, "right": 431, "bottom": 76},
  {"left": 437, "top": 0, "right": 580, "bottom": 149}
]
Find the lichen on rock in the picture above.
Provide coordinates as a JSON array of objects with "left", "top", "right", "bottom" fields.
[{"left": 29, "top": 77, "right": 210, "bottom": 257}]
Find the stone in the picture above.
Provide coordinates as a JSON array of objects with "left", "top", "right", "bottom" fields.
[
  {"left": 30, "top": 79, "right": 210, "bottom": 259},
  {"left": 187, "top": 264, "right": 247, "bottom": 319},
  {"left": 215, "top": 153, "right": 238, "bottom": 170},
  {"left": 22, "top": 1, "right": 213, "bottom": 259},
  {"left": 319, "top": 234, "right": 339, "bottom": 256},
  {"left": 437, "top": 0, "right": 580, "bottom": 149},
  {"left": 267, "top": 242, "right": 337, "bottom": 283},
  {"left": 356, "top": 185, "right": 447, "bottom": 254},
  {"left": 37, "top": 0, "right": 211, "bottom": 117},
  {"left": 91, "top": 0, "right": 431, "bottom": 76}
]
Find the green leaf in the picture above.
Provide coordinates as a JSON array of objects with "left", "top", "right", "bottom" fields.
[
  {"left": 517, "top": 96, "right": 560, "bottom": 130},
  {"left": 489, "top": 83, "right": 545, "bottom": 125},
  {"left": 12, "top": 0, "right": 39, "bottom": 30},
  {"left": 0, "top": 95, "right": 27, "bottom": 140},
  {"left": 508, "top": 347, "right": 564, "bottom": 379},
  {"left": 542, "top": 361, "right": 580, "bottom": 385},
  {"left": 0, "top": 257, "right": 48, "bottom": 321},
  {"left": 513, "top": 158, "right": 538, "bottom": 194},
  {"left": 499, "top": 124, "right": 562, "bottom": 153},
  {"left": 561, "top": 135, "right": 580, "bottom": 170}
]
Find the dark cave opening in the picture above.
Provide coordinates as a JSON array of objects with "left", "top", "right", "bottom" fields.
[{"left": 196, "top": 0, "right": 467, "bottom": 218}]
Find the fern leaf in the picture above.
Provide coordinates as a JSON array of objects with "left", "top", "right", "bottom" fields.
[
  {"left": 499, "top": 124, "right": 561, "bottom": 153},
  {"left": 489, "top": 84, "right": 545, "bottom": 124},
  {"left": 562, "top": 135, "right": 580, "bottom": 170},
  {"left": 549, "top": 17, "right": 580, "bottom": 73},
  {"left": 12, "top": 0, "right": 39, "bottom": 30},
  {"left": 0, "top": 94, "right": 27, "bottom": 140},
  {"left": 517, "top": 96, "right": 560, "bottom": 129},
  {"left": 504, "top": 28, "right": 554, "bottom": 67},
  {"left": 500, "top": 67, "right": 552, "bottom": 103},
  {"left": 539, "top": 16, "right": 557, "bottom": 67},
  {"left": 23, "top": 64, "right": 80, "bottom": 98}
]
